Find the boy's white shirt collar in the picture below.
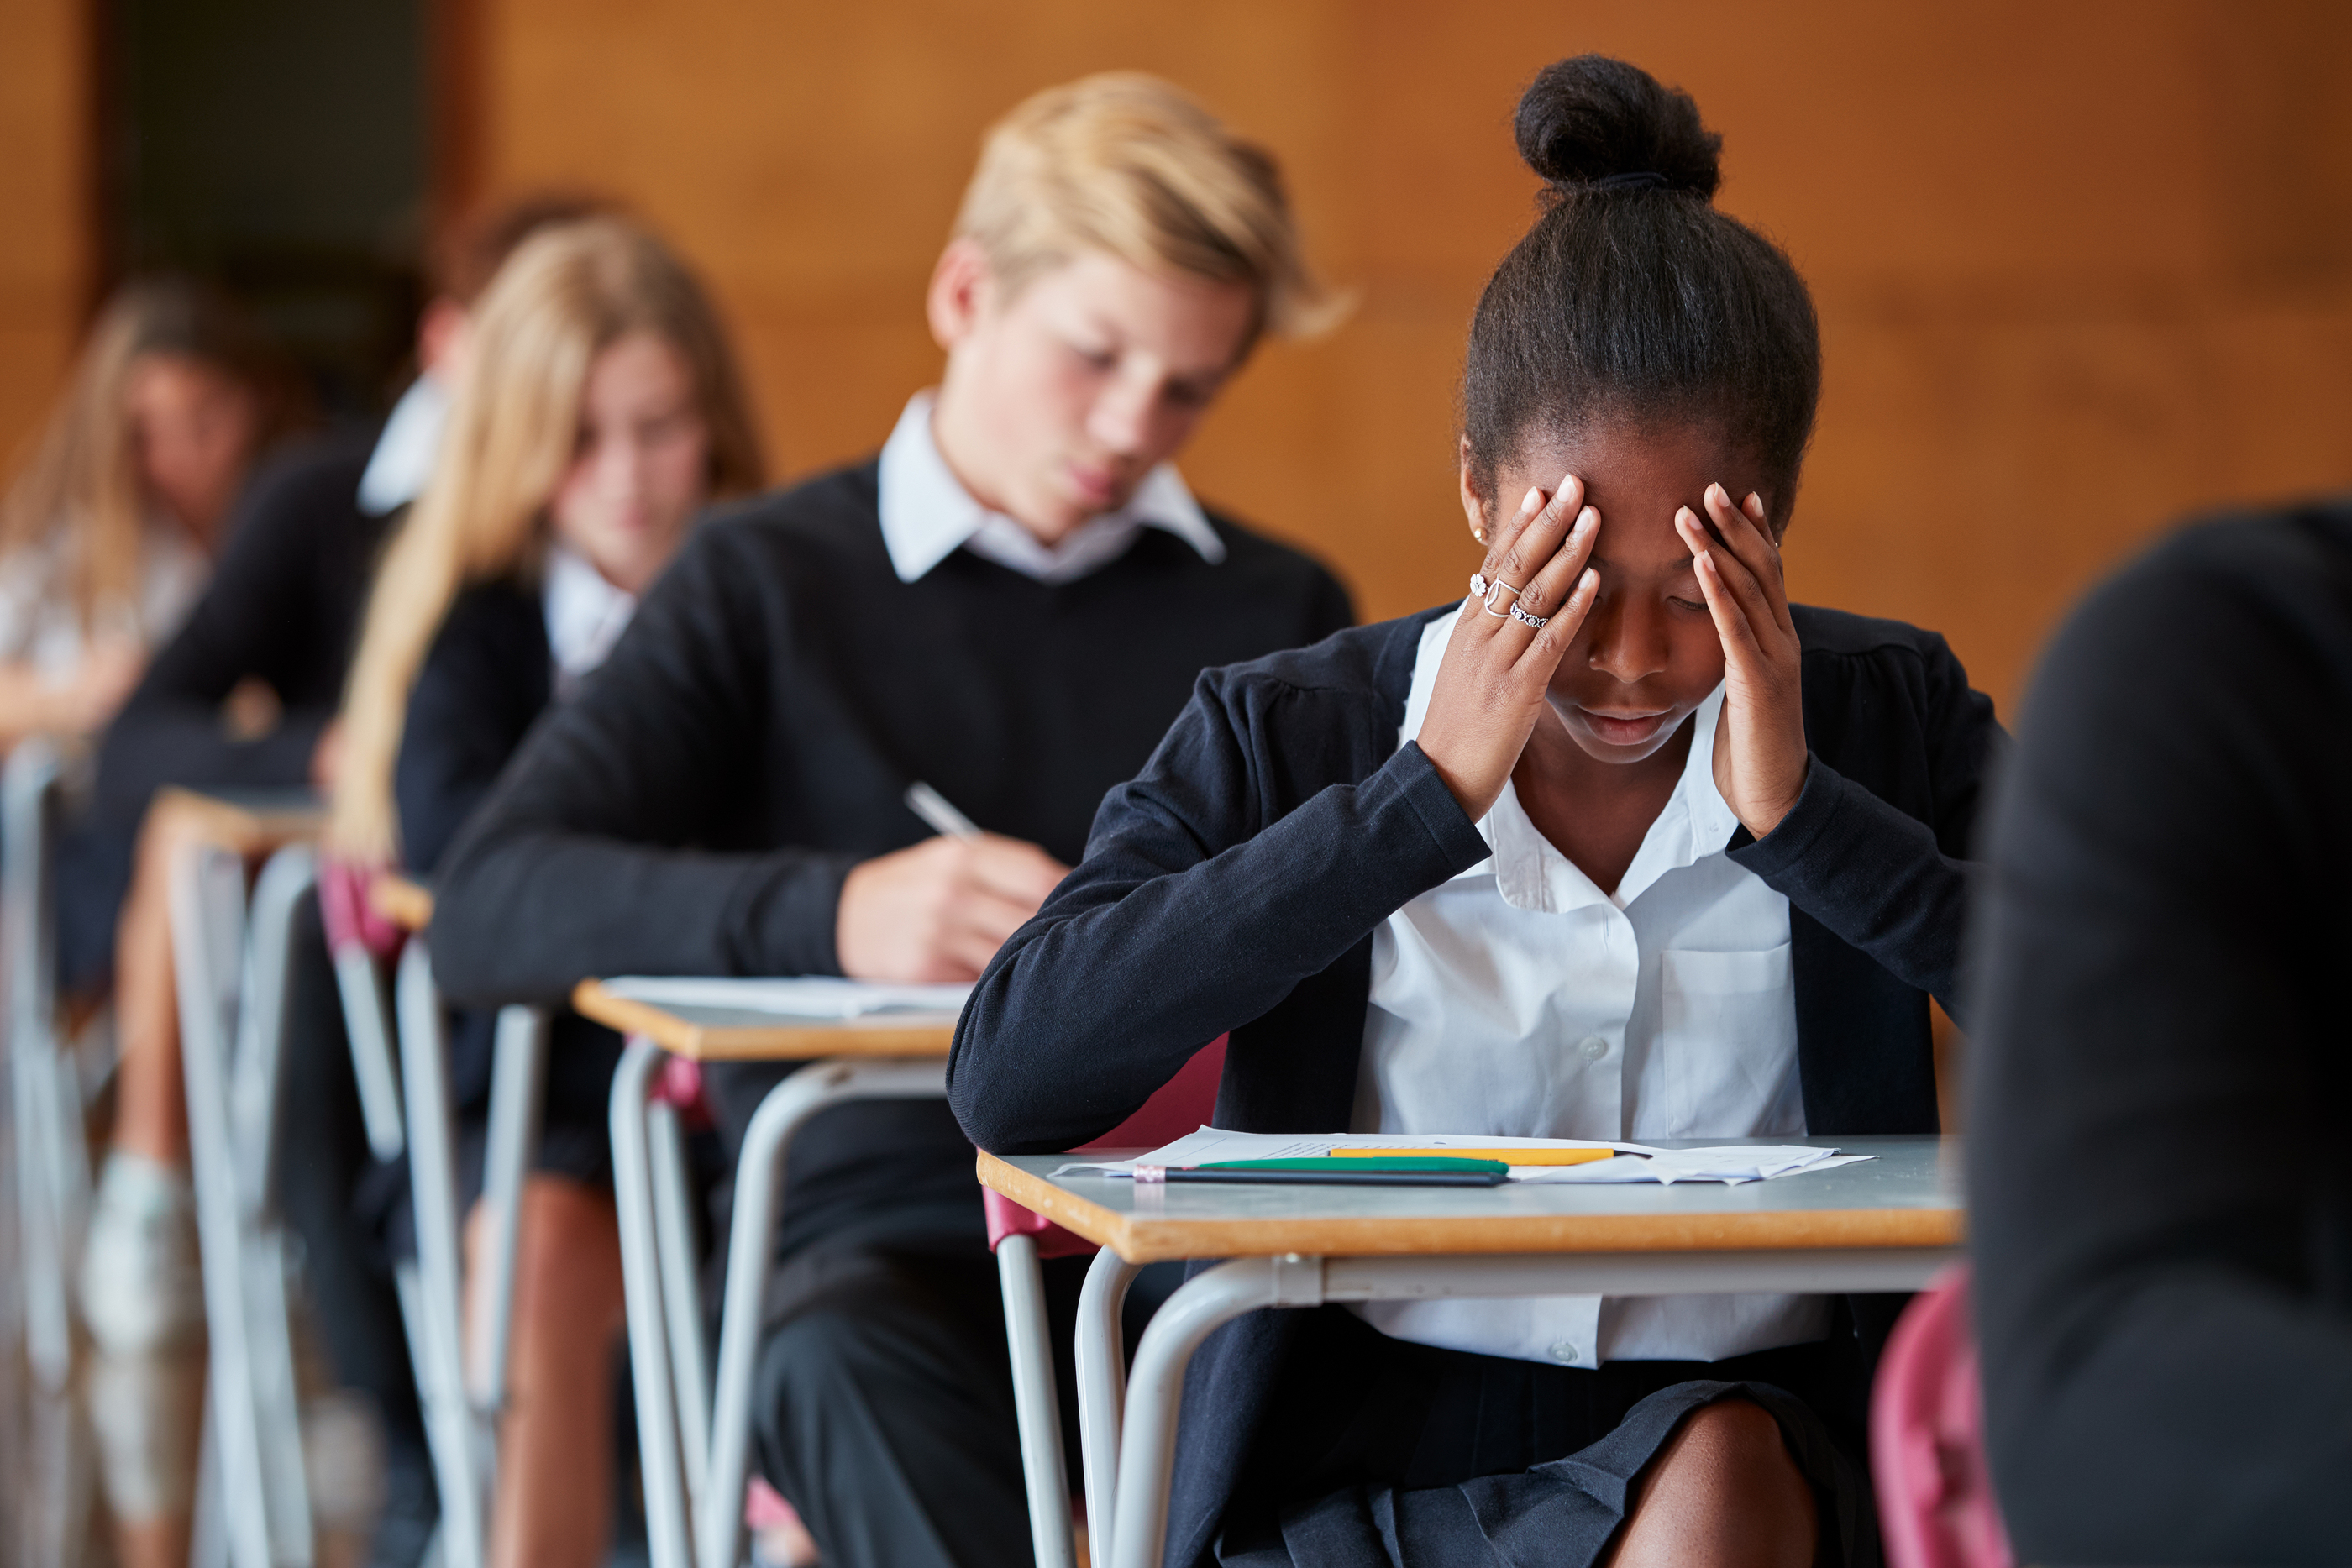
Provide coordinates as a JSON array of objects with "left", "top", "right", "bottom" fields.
[
  {"left": 876, "top": 390, "right": 1225, "bottom": 585},
  {"left": 1396, "top": 610, "right": 1740, "bottom": 912}
]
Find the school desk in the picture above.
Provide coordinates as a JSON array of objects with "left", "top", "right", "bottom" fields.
[
  {"left": 160, "top": 788, "right": 324, "bottom": 1568},
  {"left": 572, "top": 978, "right": 958, "bottom": 1568},
  {"left": 978, "top": 1135, "right": 1965, "bottom": 1568}
]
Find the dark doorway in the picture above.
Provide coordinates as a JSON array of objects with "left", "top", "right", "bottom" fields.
[{"left": 102, "top": 0, "right": 430, "bottom": 420}]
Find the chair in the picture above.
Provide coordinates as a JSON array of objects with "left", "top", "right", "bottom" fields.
[
  {"left": 1868, "top": 1264, "right": 2015, "bottom": 1568},
  {"left": 986, "top": 1036, "right": 1227, "bottom": 1568}
]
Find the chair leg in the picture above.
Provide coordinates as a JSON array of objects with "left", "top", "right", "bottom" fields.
[{"left": 998, "top": 1234, "right": 1077, "bottom": 1568}]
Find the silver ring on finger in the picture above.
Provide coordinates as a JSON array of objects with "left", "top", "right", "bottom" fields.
[
  {"left": 1509, "top": 602, "right": 1549, "bottom": 629},
  {"left": 1482, "top": 578, "right": 1524, "bottom": 616}
]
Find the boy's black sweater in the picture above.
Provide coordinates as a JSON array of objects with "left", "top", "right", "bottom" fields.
[{"left": 432, "top": 459, "right": 1353, "bottom": 1256}]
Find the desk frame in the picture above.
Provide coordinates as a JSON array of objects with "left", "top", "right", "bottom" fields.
[
  {"left": 582, "top": 983, "right": 956, "bottom": 1568},
  {"left": 980, "top": 1149, "right": 1963, "bottom": 1568}
]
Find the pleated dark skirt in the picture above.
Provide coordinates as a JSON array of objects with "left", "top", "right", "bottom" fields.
[{"left": 1213, "top": 1304, "right": 1877, "bottom": 1568}]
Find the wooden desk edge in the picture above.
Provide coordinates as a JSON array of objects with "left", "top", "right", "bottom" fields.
[
  {"left": 154, "top": 786, "right": 327, "bottom": 856},
  {"left": 976, "top": 1150, "right": 1966, "bottom": 1264},
  {"left": 371, "top": 875, "right": 434, "bottom": 933},
  {"left": 571, "top": 978, "right": 957, "bottom": 1061}
]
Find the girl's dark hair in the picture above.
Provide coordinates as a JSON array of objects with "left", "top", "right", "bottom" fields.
[{"left": 1463, "top": 56, "right": 1820, "bottom": 517}]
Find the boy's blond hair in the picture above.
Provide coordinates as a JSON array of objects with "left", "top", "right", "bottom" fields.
[{"left": 954, "top": 72, "right": 1341, "bottom": 341}]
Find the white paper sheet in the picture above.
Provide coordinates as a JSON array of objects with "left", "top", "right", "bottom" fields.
[
  {"left": 601, "top": 975, "right": 971, "bottom": 1020},
  {"left": 1052, "top": 1127, "right": 1868, "bottom": 1186}
]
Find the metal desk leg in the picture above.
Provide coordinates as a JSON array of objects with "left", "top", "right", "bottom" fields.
[
  {"left": 232, "top": 848, "right": 321, "bottom": 1564},
  {"left": 5, "top": 738, "right": 82, "bottom": 1394},
  {"left": 996, "top": 1234, "right": 1076, "bottom": 1568},
  {"left": 612, "top": 1036, "right": 692, "bottom": 1568},
  {"left": 171, "top": 843, "right": 312, "bottom": 1568},
  {"left": 648, "top": 1097, "right": 712, "bottom": 1511},
  {"left": 1107, "top": 1259, "right": 1297, "bottom": 1568},
  {"left": 696, "top": 1057, "right": 949, "bottom": 1568},
  {"left": 471, "top": 1003, "right": 549, "bottom": 1477},
  {"left": 1075, "top": 1247, "right": 1141, "bottom": 1555},
  {"left": 395, "top": 941, "right": 484, "bottom": 1568}
]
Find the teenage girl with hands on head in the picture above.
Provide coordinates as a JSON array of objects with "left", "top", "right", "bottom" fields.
[{"left": 953, "top": 56, "right": 1998, "bottom": 1568}]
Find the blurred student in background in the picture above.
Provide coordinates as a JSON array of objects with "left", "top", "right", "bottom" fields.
[
  {"left": 72, "top": 195, "right": 606, "bottom": 1568},
  {"left": 431, "top": 72, "right": 1353, "bottom": 1568},
  {"left": 1, "top": 274, "right": 297, "bottom": 1568},
  {"left": 0, "top": 277, "right": 286, "bottom": 752},
  {"left": 331, "top": 214, "right": 762, "bottom": 1568},
  {"left": 1969, "top": 504, "right": 2352, "bottom": 1562}
]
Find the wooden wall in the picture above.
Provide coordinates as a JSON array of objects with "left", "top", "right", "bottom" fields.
[
  {"left": 0, "top": 0, "right": 90, "bottom": 479},
  {"left": 10, "top": 1, "right": 2352, "bottom": 711}
]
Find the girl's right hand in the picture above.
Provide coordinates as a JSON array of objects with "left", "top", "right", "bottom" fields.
[{"left": 1415, "top": 475, "right": 1601, "bottom": 821}]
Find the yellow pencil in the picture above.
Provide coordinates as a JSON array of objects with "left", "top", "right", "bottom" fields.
[{"left": 1331, "top": 1146, "right": 1619, "bottom": 1167}]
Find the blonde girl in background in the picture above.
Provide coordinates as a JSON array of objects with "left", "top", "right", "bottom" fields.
[
  {"left": 0, "top": 276, "right": 287, "bottom": 749},
  {"left": 333, "top": 215, "right": 762, "bottom": 1568}
]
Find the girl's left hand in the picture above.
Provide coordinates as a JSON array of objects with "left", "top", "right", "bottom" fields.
[{"left": 1676, "top": 484, "right": 1808, "bottom": 838}]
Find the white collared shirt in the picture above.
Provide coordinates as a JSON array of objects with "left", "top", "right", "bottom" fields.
[
  {"left": 358, "top": 376, "right": 449, "bottom": 517},
  {"left": 1352, "top": 612, "right": 1826, "bottom": 1369},
  {"left": 875, "top": 391, "right": 1225, "bottom": 585},
  {"left": 541, "top": 543, "right": 637, "bottom": 695}
]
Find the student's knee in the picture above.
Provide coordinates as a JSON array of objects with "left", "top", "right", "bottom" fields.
[{"left": 1674, "top": 1397, "right": 1794, "bottom": 1472}]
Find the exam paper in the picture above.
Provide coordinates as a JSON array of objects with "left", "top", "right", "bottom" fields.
[
  {"left": 601, "top": 976, "right": 971, "bottom": 1020},
  {"left": 1052, "top": 1127, "right": 1869, "bottom": 1185}
]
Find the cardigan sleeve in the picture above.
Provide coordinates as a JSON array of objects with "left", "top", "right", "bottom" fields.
[
  {"left": 428, "top": 531, "right": 861, "bottom": 1005},
  {"left": 1727, "top": 630, "right": 1999, "bottom": 1016},
  {"left": 95, "top": 444, "right": 362, "bottom": 815},
  {"left": 950, "top": 669, "right": 1490, "bottom": 1156}
]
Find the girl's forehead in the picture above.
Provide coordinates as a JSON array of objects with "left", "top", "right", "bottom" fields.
[{"left": 1513, "top": 419, "right": 1762, "bottom": 490}]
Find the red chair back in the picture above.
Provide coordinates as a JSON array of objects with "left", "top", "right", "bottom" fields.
[
  {"left": 318, "top": 857, "right": 404, "bottom": 960},
  {"left": 1869, "top": 1265, "right": 2015, "bottom": 1568},
  {"left": 984, "top": 1035, "right": 1226, "bottom": 1258}
]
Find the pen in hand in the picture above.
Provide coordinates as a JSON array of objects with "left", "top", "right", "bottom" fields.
[{"left": 904, "top": 782, "right": 981, "bottom": 841}]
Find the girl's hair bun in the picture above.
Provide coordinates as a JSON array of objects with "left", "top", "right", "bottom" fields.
[{"left": 1513, "top": 55, "right": 1722, "bottom": 200}]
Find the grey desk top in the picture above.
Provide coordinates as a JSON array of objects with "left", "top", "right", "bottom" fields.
[{"left": 979, "top": 1135, "right": 1966, "bottom": 1262}]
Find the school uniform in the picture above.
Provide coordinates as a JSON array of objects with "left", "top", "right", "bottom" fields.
[
  {"left": 1968, "top": 505, "right": 2352, "bottom": 1563},
  {"left": 951, "top": 602, "right": 1999, "bottom": 1567},
  {"left": 429, "top": 393, "right": 1355, "bottom": 1568}
]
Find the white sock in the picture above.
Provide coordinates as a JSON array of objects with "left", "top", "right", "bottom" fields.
[{"left": 94, "top": 1151, "right": 192, "bottom": 1222}]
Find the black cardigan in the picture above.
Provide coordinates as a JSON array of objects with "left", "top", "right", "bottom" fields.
[
  {"left": 98, "top": 430, "right": 395, "bottom": 818},
  {"left": 952, "top": 602, "right": 1999, "bottom": 1567},
  {"left": 1968, "top": 507, "right": 2352, "bottom": 1562}
]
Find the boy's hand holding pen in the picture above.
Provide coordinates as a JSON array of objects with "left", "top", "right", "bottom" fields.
[{"left": 832, "top": 784, "right": 1070, "bottom": 983}]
